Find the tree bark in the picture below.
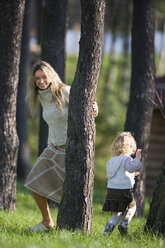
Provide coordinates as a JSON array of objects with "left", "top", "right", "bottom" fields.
[
  {"left": 17, "top": 0, "right": 31, "bottom": 179},
  {"left": 145, "top": 160, "right": 165, "bottom": 236},
  {"left": 41, "top": 0, "right": 68, "bottom": 82},
  {"left": 57, "top": 0, "right": 105, "bottom": 234},
  {"left": 0, "top": 0, "right": 25, "bottom": 210},
  {"left": 124, "top": 0, "right": 156, "bottom": 216},
  {"left": 38, "top": 0, "right": 68, "bottom": 155}
]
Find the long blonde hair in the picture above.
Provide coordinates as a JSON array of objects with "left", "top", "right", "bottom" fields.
[
  {"left": 27, "top": 61, "right": 65, "bottom": 114},
  {"left": 111, "top": 132, "right": 137, "bottom": 156}
]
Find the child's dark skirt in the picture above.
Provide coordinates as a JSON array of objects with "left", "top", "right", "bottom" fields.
[{"left": 102, "top": 188, "right": 136, "bottom": 212}]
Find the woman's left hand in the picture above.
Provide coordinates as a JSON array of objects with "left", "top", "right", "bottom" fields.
[{"left": 92, "top": 99, "right": 98, "bottom": 117}]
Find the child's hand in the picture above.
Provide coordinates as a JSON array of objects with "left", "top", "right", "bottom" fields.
[
  {"left": 136, "top": 149, "right": 142, "bottom": 160},
  {"left": 92, "top": 99, "right": 98, "bottom": 117},
  {"left": 134, "top": 171, "right": 140, "bottom": 176}
]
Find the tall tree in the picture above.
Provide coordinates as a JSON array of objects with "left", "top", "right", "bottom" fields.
[
  {"left": 57, "top": 0, "right": 106, "bottom": 234},
  {"left": 0, "top": 0, "right": 25, "bottom": 210},
  {"left": 124, "top": 0, "right": 156, "bottom": 216},
  {"left": 17, "top": 0, "right": 32, "bottom": 179},
  {"left": 39, "top": 0, "right": 68, "bottom": 155}
]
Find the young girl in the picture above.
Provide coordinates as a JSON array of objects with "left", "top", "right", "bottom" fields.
[
  {"left": 24, "top": 61, "right": 98, "bottom": 232},
  {"left": 102, "top": 132, "right": 142, "bottom": 236}
]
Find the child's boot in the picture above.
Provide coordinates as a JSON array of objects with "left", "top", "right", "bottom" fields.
[
  {"left": 118, "top": 224, "right": 127, "bottom": 236},
  {"left": 103, "top": 223, "right": 115, "bottom": 236}
]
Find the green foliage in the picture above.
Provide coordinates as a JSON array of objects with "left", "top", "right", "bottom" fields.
[
  {"left": 95, "top": 53, "right": 131, "bottom": 156},
  {"left": 65, "top": 55, "right": 77, "bottom": 85}
]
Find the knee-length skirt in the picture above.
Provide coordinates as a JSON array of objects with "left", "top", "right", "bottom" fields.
[{"left": 24, "top": 144, "right": 65, "bottom": 204}]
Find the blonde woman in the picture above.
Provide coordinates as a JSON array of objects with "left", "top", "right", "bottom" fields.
[
  {"left": 25, "top": 61, "right": 98, "bottom": 232},
  {"left": 102, "top": 132, "right": 142, "bottom": 237}
]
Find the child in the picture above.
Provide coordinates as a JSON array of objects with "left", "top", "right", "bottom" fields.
[{"left": 102, "top": 132, "right": 142, "bottom": 236}]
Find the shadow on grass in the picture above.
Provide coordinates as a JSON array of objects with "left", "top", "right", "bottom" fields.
[{"left": 1, "top": 224, "right": 58, "bottom": 237}]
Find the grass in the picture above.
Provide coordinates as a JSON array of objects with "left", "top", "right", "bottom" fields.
[{"left": 0, "top": 180, "right": 165, "bottom": 248}]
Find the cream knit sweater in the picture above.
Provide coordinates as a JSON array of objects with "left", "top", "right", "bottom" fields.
[{"left": 38, "top": 85, "right": 70, "bottom": 146}]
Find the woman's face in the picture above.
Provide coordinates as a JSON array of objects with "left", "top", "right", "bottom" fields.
[{"left": 34, "top": 69, "right": 51, "bottom": 90}]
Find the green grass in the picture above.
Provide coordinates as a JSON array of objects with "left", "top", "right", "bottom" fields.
[{"left": 0, "top": 181, "right": 164, "bottom": 248}]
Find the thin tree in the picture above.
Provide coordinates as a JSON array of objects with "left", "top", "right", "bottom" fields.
[
  {"left": 124, "top": 0, "right": 156, "bottom": 216},
  {"left": 38, "top": 0, "right": 68, "bottom": 155},
  {"left": 57, "top": 0, "right": 106, "bottom": 234},
  {"left": 0, "top": 0, "right": 25, "bottom": 210}
]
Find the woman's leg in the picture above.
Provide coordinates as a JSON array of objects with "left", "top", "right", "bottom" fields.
[{"left": 32, "top": 191, "right": 54, "bottom": 228}]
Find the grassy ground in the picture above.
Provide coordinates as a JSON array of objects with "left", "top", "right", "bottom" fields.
[{"left": 0, "top": 181, "right": 165, "bottom": 248}]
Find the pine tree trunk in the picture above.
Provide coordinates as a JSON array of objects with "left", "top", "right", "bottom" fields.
[
  {"left": 145, "top": 160, "right": 165, "bottom": 235},
  {"left": 124, "top": 0, "right": 156, "bottom": 216},
  {"left": 57, "top": 0, "right": 105, "bottom": 234},
  {"left": 0, "top": 0, "right": 25, "bottom": 210},
  {"left": 17, "top": 0, "right": 31, "bottom": 179},
  {"left": 41, "top": 0, "right": 68, "bottom": 82},
  {"left": 39, "top": 0, "right": 68, "bottom": 155}
]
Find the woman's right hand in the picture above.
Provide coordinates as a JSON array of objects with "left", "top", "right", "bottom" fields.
[{"left": 92, "top": 99, "right": 98, "bottom": 117}]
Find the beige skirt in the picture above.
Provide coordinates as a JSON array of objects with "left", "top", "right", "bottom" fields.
[{"left": 24, "top": 144, "right": 65, "bottom": 203}]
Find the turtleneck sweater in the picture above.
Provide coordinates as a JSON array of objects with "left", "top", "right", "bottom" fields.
[{"left": 38, "top": 85, "right": 70, "bottom": 146}]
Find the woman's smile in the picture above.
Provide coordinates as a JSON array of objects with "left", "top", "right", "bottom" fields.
[{"left": 34, "top": 70, "right": 51, "bottom": 90}]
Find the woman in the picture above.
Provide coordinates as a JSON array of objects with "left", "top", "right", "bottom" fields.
[{"left": 24, "top": 61, "right": 98, "bottom": 232}]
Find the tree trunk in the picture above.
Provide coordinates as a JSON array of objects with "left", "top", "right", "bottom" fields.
[
  {"left": 0, "top": 0, "right": 25, "bottom": 210},
  {"left": 124, "top": 0, "right": 156, "bottom": 217},
  {"left": 29, "top": 0, "right": 42, "bottom": 45},
  {"left": 120, "top": 0, "right": 132, "bottom": 86},
  {"left": 41, "top": 0, "right": 68, "bottom": 82},
  {"left": 57, "top": 0, "right": 105, "bottom": 234},
  {"left": 145, "top": 160, "right": 165, "bottom": 235},
  {"left": 38, "top": 0, "right": 68, "bottom": 155},
  {"left": 17, "top": 0, "right": 31, "bottom": 179}
]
